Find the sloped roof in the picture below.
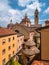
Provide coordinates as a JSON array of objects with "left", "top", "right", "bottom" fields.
[
  {"left": 22, "top": 47, "right": 40, "bottom": 56},
  {"left": 31, "top": 60, "right": 49, "bottom": 65},
  {"left": 17, "top": 33, "right": 24, "bottom": 37},
  {"left": 22, "top": 26, "right": 35, "bottom": 32},
  {"left": 0, "top": 27, "right": 16, "bottom": 37},
  {"left": 24, "top": 40, "right": 36, "bottom": 46},
  {"left": 36, "top": 25, "right": 49, "bottom": 31},
  {"left": 12, "top": 23, "right": 31, "bottom": 33},
  {"left": 31, "top": 24, "right": 42, "bottom": 28}
]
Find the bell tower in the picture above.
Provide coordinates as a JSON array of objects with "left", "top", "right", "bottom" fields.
[{"left": 34, "top": 8, "right": 39, "bottom": 25}]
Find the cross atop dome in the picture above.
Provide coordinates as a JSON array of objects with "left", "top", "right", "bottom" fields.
[
  {"left": 25, "top": 13, "right": 28, "bottom": 19},
  {"left": 7, "top": 19, "right": 14, "bottom": 29},
  {"left": 10, "top": 19, "right": 12, "bottom": 24}
]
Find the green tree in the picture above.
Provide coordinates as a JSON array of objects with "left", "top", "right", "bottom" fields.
[
  {"left": 9, "top": 57, "right": 14, "bottom": 65},
  {"left": 9, "top": 57, "right": 21, "bottom": 65},
  {"left": 14, "top": 61, "right": 21, "bottom": 65}
]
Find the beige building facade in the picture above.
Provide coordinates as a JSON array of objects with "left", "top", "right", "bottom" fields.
[
  {"left": 17, "top": 33, "right": 24, "bottom": 53},
  {"left": 37, "top": 25, "right": 49, "bottom": 60}
]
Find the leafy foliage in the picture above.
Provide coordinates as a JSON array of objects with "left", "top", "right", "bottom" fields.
[
  {"left": 14, "top": 61, "right": 21, "bottom": 65},
  {"left": 9, "top": 57, "right": 14, "bottom": 65},
  {"left": 9, "top": 57, "right": 21, "bottom": 65}
]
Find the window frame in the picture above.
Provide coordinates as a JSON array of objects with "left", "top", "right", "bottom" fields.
[
  {"left": 2, "top": 39, "right": 6, "bottom": 45},
  {"left": 8, "top": 46, "right": 11, "bottom": 50},
  {"left": 2, "top": 58, "right": 6, "bottom": 65},
  {"left": 2, "top": 49, "right": 6, "bottom": 55},
  {"left": 8, "top": 38, "right": 11, "bottom": 42}
]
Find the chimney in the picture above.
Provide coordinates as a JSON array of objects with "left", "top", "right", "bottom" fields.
[{"left": 45, "top": 20, "right": 49, "bottom": 26}]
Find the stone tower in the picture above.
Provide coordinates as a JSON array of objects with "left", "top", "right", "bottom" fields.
[
  {"left": 34, "top": 8, "right": 39, "bottom": 25},
  {"left": 20, "top": 13, "right": 31, "bottom": 27}
]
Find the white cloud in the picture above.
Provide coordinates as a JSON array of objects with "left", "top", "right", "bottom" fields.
[
  {"left": 18, "top": 0, "right": 32, "bottom": 7},
  {"left": 0, "top": 0, "right": 46, "bottom": 27},
  {"left": 0, "top": 0, "right": 22, "bottom": 27},
  {"left": 8, "top": 9, "right": 23, "bottom": 23},
  {"left": 18, "top": 0, "right": 46, "bottom": 25},
  {"left": 18, "top": 0, "right": 39, "bottom": 7},
  {"left": 44, "top": 7, "right": 49, "bottom": 14},
  {"left": 0, "top": 0, "right": 10, "bottom": 11},
  {"left": 18, "top": 0, "right": 45, "bottom": 10},
  {"left": 9, "top": 9, "right": 16, "bottom": 15},
  {"left": 27, "top": 1, "right": 45, "bottom": 12},
  {"left": 0, "top": 1, "right": 11, "bottom": 26},
  {"left": 21, "top": 0, "right": 45, "bottom": 19}
]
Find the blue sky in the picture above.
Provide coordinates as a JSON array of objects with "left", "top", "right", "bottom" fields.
[{"left": 0, "top": 0, "right": 49, "bottom": 27}]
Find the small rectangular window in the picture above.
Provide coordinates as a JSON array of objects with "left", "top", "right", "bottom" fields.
[
  {"left": 2, "top": 49, "right": 5, "bottom": 55},
  {"left": 2, "top": 58, "right": 6, "bottom": 65},
  {"left": 21, "top": 38, "right": 22, "bottom": 41},
  {"left": 8, "top": 38, "right": 11, "bottom": 42},
  {"left": 8, "top": 54, "right": 11, "bottom": 59},
  {"left": 18, "top": 40, "right": 19, "bottom": 42},
  {"left": 13, "top": 51, "right": 14, "bottom": 55},
  {"left": 13, "top": 44, "right": 15, "bottom": 47},
  {"left": 8, "top": 46, "right": 11, "bottom": 50},
  {"left": 2, "top": 39, "right": 6, "bottom": 44},
  {"left": 13, "top": 37, "right": 14, "bottom": 40}
]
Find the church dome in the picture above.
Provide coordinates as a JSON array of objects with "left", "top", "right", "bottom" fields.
[
  {"left": 7, "top": 19, "right": 14, "bottom": 29},
  {"left": 20, "top": 14, "right": 31, "bottom": 27},
  {"left": 21, "top": 15, "right": 31, "bottom": 24}
]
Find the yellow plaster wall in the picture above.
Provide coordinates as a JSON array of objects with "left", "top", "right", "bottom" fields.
[{"left": 0, "top": 34, "right": 18, "bottom": 65}]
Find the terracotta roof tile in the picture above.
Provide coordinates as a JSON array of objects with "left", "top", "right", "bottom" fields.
[
  {"left": 36, "top": 25, "right": 49, "bottom": 30},
  {"left": 0, "top": 27, "right": 16, "bottom": 37},
  {"left": 31, "top": 60, "right": 49, "bottom": 65}
]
